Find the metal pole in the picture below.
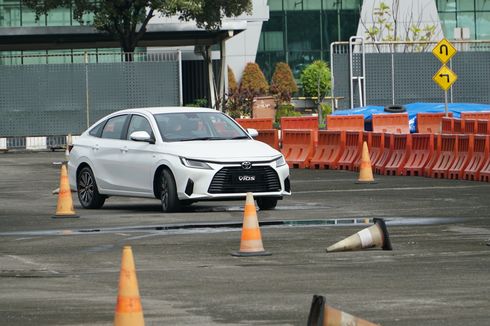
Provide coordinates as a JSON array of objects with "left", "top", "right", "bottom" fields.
[
  {"left": 84, "top": 51, "right": 90, "bottom": 128},
  {"left": 330, "top": 42, "right": 336, "bottom": 113},
  {"left": 178, "top": 49, "right": 183, "bottom": 106},
  {"left": 444, "top": 90, "right": 449, "bottom": 117},
  {"left": 391, "top": 52, "right": 395, "bottom": 105}
]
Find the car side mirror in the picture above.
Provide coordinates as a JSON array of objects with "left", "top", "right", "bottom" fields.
[
  {"left": 247, "top": 128, "right": 258, "bottom": 138},
  {"left": 130, "top": 131, "right": 155, "bottom": 144}
]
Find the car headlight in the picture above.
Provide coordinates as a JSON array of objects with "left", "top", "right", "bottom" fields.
[
  {"left": 275, "top": 155, "right": 287, "bottom": 168},
  {"left": 180, "top": 157, "right": 213, "bottom": 170}
]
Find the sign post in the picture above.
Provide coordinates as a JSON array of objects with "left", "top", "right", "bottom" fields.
[{"left": 432, "top": 39, "right": 457, "bottom": 116}]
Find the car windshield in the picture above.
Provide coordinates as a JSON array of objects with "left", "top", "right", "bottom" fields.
[{"left": 154, "top": 112, "right": 249, "bottom": 142}]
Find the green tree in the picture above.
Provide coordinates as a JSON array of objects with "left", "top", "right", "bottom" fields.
[
  {"left": 300, "top": 60, "right": 331, "bottom": 125},
  {"left": 270, "top": 62, "right": 297, "bottom": 104},
  {"left": 22, "top": 0, "right": 252, "bottom": 56}
]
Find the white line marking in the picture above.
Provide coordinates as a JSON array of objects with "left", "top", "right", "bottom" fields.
[{"left": 295, "top": 185, "right": 487, "bottom": 194}]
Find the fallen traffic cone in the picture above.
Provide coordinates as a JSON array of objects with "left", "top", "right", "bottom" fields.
[
  {"left": 52, "top": 164, "right": 79, "bottom": 218},
  {"left": 326, "top": 218, "right": 392, "bottom": 253},
  {"left": 307, "top": 295, "right": 380, "bottom": 326},
  {"left": 114, "top": 246, "right": 145, "bottom": 326},
  {"left": 356, "top": 141, "right": 376, "bottom": 184},
  {"left": 232, "top": 192, "right": 271, "bottom": 257}
]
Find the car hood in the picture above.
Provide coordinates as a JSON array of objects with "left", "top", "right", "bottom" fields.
[{"left": 163, "top": 139, "right": 281, "bottom": 162}]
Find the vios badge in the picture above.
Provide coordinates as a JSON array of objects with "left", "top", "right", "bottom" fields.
[{"left": 241, "top": 161, "right": 252, "bottom": 169}]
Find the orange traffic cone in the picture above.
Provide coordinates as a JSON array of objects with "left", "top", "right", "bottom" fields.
[
  {"left": 114, "top": 246, "right": 145, "bottom": 326},
  {"left": 356, "top": 141, "right": 376, "bottom": 184},
  {"left": 232, "top": 192, "right": 271, "bottom": 257},
  {"left": 307, "top": 295, "right": 380, "bottom": 326},
  {"left": 52, "top": 164, "right": 79, "bottom": 218},
  {"left": 326, "top": 218, "right": 392, "bottom": 253}
]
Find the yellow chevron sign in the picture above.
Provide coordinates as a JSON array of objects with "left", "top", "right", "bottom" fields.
[
  {"left": 433, "top": 65, "right": 458, "bottom": 91},
  {"left": 432, "top": 38, "right": 457, "bottom": 64}
]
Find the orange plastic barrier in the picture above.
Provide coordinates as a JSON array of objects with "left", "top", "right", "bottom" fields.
[
  {"left": 463, "top": 119, "right": 478, "bottom": 134},
  {"left": 460, "top": 111, "right": 490, "bottom": 120},
  {"left": 463, "top": 135, "right": 489, "bottom": 181},
  {"left": 384, "top": 134, "right": 412, "bottom": 176},
  {"left": 479, "top": 156, "right": 490, "bottom": 182},
  {"left": 326, "top": 114, "right": 365, "bottom": 131},
  {"left": 477, "top": 120, "right": 490, "bottom": 134},
  {"left": 280, "top": 116, "right": 318, "bottom": 130},
  {"left": 281, "top": 116, "right": 319, "bottom": 145},
  {"left": 402, "top": 133, "right": 435, "bottom": 177},
  {"left": 448, "top": 134, "right": 474, "bottom": 179},
  {"left": 310, "top": 130, "right": 346, "bottom": 169},
  {"left": 452, "top": 118, "right": 464, "bottom": 133},
  {"left": 256, "top": 129, "right": 279, "bottom": 150},
  {"left": 281, "top": 129, "right": 315, "bottom": 168},
  {"left": 441, "top": 117, "right": 453, "bottom": 133},
  {"left": 374, "top": 133, "right": 394, "bottom": 175},
  {"left": 416, "top": 112, "right": 452, "bottom": 133},
  {"left": 372, "top": 113, "right": 410, "bottom": 134},
  {"left": 235, "top": 118, "right": 274, "bottom": 130},
  {"left": 337, "top": 131, "right": 363, "bottom": 170},
  {"left": 430, "top": 134, "right": 458, "bottom": 179}
]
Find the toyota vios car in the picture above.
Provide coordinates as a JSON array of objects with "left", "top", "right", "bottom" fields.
[{"left": 68, "top": 107, "right": 291, "bottom": 212}]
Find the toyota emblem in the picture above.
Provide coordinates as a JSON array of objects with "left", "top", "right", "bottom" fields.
[{"left": 241, "top": 161, "right": 252, "bottom": 169}]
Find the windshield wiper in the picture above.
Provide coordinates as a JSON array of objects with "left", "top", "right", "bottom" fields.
[
  {"left": 179, "top": 136, "right": 224, "bottom": 141},
  {"left": 230, "top": 135, "right": 250, "bottom": 140}
]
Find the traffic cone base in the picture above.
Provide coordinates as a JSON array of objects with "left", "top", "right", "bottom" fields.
[
  {"left": 326, "top": 218, "right": 392, "bottom": 253},
  {"left": 232, "top": 192, "right": 271, "bottom": 257},
  {"left": 114, "top": 246, "right": 144, "bottom": 326},
  {"left": 356, "top": 141, "right": 376, "bottom": 184},
  {"left": 52, "top": 164, "right": 79, "bottom": 218}
]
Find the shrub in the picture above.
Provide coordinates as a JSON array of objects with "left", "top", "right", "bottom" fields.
[
  {"left": 239, "top": 62, "right": 269, "bottom": 96},
  {"left": 228, "top": 66, "right": 237, "bottom": 94},
  {"left": 270, "top": 62, "right": 297, "bottom": 104},
  {"left": 275, "top": 103, "right": 301, "bottom": 125}
]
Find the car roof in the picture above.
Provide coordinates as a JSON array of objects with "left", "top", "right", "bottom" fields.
[{"left": 116, "top": 107, "right": 220, "bottom": 115}]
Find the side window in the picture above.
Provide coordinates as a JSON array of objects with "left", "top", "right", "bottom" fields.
[
  {"left": 101, "top": 115, "right": 128, "bottom": 140},
  {"left": 89, "top": 121, "right": 104, "bottom": 137},
  {"left": 127, "top": 115, "right": 153, "bottom": 140}
]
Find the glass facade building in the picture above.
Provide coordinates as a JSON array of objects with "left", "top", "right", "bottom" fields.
[
  {"left": 256, "top": 0, "right": 363, "bottom": 79},
  {"left": 256, "top": 0, "right": 490, "bottom": 79},
  {"left": 437, "top": 0, "right": 490, "bottom": 40},
  {"left": 1, "top": 0, "right": 490, "bottom": 67}
]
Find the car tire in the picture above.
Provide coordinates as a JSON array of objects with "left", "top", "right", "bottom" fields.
[
  {"left": 257, "top": 197, "right": 278, "bottom": 210},
  {"left": 77, "top": 166, "right": 106, "bottom": 209},
  {"left": 160, "top": 169, "right": 181, "bottom": 213}
]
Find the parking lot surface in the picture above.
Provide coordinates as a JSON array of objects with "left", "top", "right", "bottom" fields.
[{"left": 1, "top": 151, "right": 489, "bottom": 325}]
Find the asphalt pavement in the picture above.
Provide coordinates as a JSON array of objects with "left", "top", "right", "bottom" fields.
[{"left": 0, "top": 151, "right": 489, "bottom": 325}]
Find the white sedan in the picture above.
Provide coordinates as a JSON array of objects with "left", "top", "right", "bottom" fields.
[{"left": 68, "top": 107, "right": 291, "bottom": 212}]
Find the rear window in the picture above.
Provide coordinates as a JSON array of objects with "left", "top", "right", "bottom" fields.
[{"left": 89, "top": 121, "right": 104, "bottom": 137}]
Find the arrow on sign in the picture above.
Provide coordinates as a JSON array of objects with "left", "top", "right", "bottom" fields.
[
  {"left": 439, "top": 44, "right": 448, "bottom": 56},
  {"left": 439, "top": 74, "right": 450, "bottom": 83}
]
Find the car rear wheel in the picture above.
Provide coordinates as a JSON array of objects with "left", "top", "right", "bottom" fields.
[
  {"left": 77, "top": 166, "right": 105, "bottom": 209},
  {"left": 160, "top": 169, "right": 180, "bottom": 213},
  {"left": 257, "top": 197, "right": 278, "bottom": 210}
]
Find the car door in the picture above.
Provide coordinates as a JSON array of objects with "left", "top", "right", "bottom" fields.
[
  {"left": 92, "top": 114, "right": 130, "bottom": 192},
  {"left": 117, "top": 114, "right": 157, "bottom": 195}
]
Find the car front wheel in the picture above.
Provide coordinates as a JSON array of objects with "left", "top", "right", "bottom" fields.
[
  {"left": 257, "top": 197, "right": 278, "bottom": 210},
  {"left": 77, "top": 166, "right": 105, "bottom": 209},
  {"left": 160, "top": 169, "right": 180, "bottom": 213}
]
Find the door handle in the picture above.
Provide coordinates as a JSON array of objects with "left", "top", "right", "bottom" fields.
[
  {"left": 92, "top": 144, "right": 99, "bottom": 151},
  {"left": 121, "top": 146, "right": 128, "bottom": 153}
]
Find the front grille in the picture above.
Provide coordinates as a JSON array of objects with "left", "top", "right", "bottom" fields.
[{"left": 208, "top": 166, "right": 281, "bottom": 194}]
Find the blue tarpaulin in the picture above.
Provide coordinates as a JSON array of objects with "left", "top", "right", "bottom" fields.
[{"left": 332, "top": 102, "right": 490, "bottom": 132}]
